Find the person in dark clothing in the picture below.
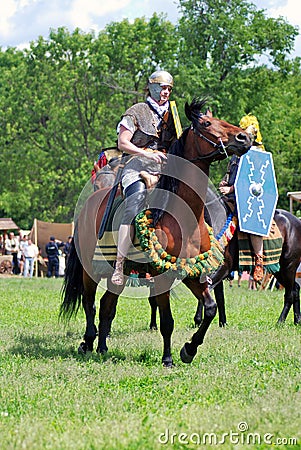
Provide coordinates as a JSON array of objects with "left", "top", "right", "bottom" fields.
[
  {"left": 219, "top": 114, "right": 266, "bottom": 282},
  {"left": 45, "top": 236, "right": 63, "bottom": 278},
  {"left": 63, "top": 236, "right": 73, "bottom": 265}
]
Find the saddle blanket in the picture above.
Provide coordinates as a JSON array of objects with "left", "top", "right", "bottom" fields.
[
  {"left": 92, "top": 196, "right": 149, "bottom": 276},
  {"left": 93, "top": 230, "right": 147, "bottom": 264}
]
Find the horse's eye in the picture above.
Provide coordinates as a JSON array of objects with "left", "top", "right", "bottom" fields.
[{"left": 203, "top": 121, "right": 211, "bottom": 128}]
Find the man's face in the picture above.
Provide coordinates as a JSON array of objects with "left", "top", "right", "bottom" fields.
[{"left": 158, "top": 85, "right": 172, "bottom": 105}]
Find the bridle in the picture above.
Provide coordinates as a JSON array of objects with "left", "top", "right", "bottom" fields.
[{"left": 187, "top": 119, "right": 229, "bottom": 163}]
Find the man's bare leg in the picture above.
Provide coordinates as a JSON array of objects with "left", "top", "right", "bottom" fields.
[
  {"left": 250, "top": 234, "right": 264, "bottom": 282},
  {"left": 111, "top": 224, "right": 134, "bottom": 285}
]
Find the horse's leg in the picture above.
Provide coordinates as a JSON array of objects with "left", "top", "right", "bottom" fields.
[
  {"left": 148, "top": 286, "right": 158, "bottom": 330},
  {"left": 193, "top": 300, "right": 203, "bottom": 327},
  {"left": 204, "top": 245, "right": 234, "bottom": 327},
  {"left": 275, "top": 270, "right": 298, "bottom": 325},
  {"left": 154, "top": 287, "right": 174, "bottom": 367},
  {"left": 195, "top": 281, "right": 227, "bottom": 327},
  {"left": 96, "top": 280, "right": 123, "bottom": 354},
  {"left": 214, "top": 281, "right": 227, "bottom": 327},
  {"left": 279, "top": 274, "right": 301, "bottom": 325},
  {"left": 277, "top": 294, "right": 292, "bottom": 324},
  {"left": 78, "top": 271, "right": 98, "bottom": 354},
  {"left": 180, "top": 280, "right": 217, "bottom": 364},
  {"left": 292, "top": 282, "right": 301, "bottom": 325}
]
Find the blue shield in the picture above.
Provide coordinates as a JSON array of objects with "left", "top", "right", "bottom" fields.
[{"left": 234, "top": 148, "right": 278, "bottom": 236}]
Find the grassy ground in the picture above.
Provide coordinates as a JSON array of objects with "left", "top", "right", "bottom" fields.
[{"left": 0, "top": 277, "right": 300, "bottom": 449}]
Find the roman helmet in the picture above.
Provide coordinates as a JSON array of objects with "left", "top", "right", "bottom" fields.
[
  {"left": 239, "top": 114, "right": 265, "bottom": 150},
  {"left": 148, "top": 70, "right": 173, "bottom": 102}
]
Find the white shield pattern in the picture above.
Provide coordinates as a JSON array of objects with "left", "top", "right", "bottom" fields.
[{"left": 235, "top": 148, "right": 278, "bottom": 236}]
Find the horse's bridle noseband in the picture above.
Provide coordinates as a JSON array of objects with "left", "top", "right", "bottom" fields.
[{"left": 188, "top": 122, "right": 229, "bottom": 162}]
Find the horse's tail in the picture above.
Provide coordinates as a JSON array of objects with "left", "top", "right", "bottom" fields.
[{"left": 60, "top": 236, "right": 83, "bottom": 321}]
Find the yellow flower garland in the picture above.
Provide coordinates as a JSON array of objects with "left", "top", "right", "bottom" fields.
[{"left": 135, "top": 210, "right": 225, "bottom": 278}]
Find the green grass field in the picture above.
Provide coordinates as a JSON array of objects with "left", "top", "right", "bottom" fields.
[{"left": 0, "top": 277, "right": 300, "bottom": 449}]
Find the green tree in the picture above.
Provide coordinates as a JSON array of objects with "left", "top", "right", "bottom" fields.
[
  {"left": 0, "top": 17, "right": 181, "bottom": 228},
  {"left": 176, "top": 0, "right": 300, "bottom": 204},
  {"left": 0, "top": 4, "right": 300, "bottom": 228}
]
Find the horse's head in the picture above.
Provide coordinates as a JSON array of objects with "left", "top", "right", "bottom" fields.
[{"left": 184, "top": 98, "right": 252, "bottom": 163}]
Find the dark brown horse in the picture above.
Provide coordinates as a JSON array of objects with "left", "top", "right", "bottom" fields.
[
  {"left": 149, "top": 206, "right": 301, "bottom": 329},
  {"left": 193, "top": 203, "right": 301, "bottom": 328},
  {"left": 60, "top": 98, "right": 251, "bottom": 366}
]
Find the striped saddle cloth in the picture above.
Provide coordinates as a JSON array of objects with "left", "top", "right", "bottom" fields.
[
  {"left": 238, "top": 219, "right": 283, "bottom": 274},
  {"left": 92, "top": 197, "right": 149, "bottom": 276}
]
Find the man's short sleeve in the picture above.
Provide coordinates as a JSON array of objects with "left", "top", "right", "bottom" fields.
[{"left": 118, "top": 115, "right": 137, "bottom": 134}]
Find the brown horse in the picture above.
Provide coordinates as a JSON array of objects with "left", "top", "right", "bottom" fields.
[
  {"left": 60, "top": 98, "right": 251, "bottom": 366},
  {"left": 193, "top": 205, "right": 301, "bottom": 328}
]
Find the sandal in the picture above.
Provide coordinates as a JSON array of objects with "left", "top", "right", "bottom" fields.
[
  {"left": 253, "top": 254, "right": 263, "bottom": 282},
  {"left": 111, "top": 259, "right": 124, "bottom": 285}
]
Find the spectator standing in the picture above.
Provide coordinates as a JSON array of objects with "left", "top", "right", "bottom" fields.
[
  {"left": 3, "top": 233, "right": 8, "bottom": 254},
  {"left": 23, "top": 238, "right": 39, "bottom": 278},
  {"left": 45, "top": 236, "right": 63, "bottom": 278},
  {"left": 37, "top": 247, "right": 47, "bottom": 277},
  {"left": 0, "top": 234, "right": 4, "bottom": 255},
  {"left": 5, "top": 231, "right": 20, "bottom": 274},
  {"left": 63, "top": 236, "right": 73, "bottom": 265},
  {"left": 18, "top": 234, "right": 27, "bottom": 276}
]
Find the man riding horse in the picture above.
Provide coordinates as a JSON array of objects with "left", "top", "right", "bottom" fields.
[{"left": 110, "top": 70, "right": 178, "bottom": 285}]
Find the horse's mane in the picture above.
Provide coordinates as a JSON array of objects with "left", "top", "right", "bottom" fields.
[
  {"left": 152, "top": 97, "right": 209, "bottom": 224},
  {"left": 157, "top": 97, "right": 208, "bottom": 194},
  {"left": 185, "top": 97, "right": 209, "bottom": 125},
  {"left": 157, "top": 127, "right": 188, "bottom": 193}
]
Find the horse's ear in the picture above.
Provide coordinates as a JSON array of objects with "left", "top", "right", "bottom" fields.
[
  {"left": 206, "top": 107, "right": 213, "bottom": 118},
  {"left": 185, "top": 102, "right": 192, "bottom": 121}
]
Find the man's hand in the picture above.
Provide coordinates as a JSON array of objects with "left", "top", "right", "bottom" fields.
[{"left": 219, "top": 184, "right": 234, "bottom": 195}]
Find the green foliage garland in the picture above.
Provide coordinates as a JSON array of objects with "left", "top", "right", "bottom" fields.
[{"left": 135, "top": 210, "right": 225, "bottom": 278}]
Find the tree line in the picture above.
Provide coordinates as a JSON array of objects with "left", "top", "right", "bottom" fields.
[{"left": 0, "top": 0, "right": 300, "bottom": 229}]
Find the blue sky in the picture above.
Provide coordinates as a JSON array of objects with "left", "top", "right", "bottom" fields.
[{"left": 1, "top": 0, "right": 300, "bottom": 57}]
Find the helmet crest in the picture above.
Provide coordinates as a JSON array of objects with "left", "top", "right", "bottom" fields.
[{"left": 239, "top": 114, "right": 264, "bottom": 148}]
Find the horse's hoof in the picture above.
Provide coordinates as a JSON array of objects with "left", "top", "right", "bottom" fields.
[
  {"left": 219, "top": 322, "right": 228, "bottom": 328},
  {"left": 96, "top": 346, "right": 108, "bottom": 354},
  {"left": 180, "top": 343, "right": 196, "bottom": 364},
  {"left": 194, "top": 313, "right": 203, "bottom": 327},
  {"left": 294, "top": 316, "right": 301, "bottom": 325},
  {"left": 149, "top": 325, "right": 158, "bottom": 331},
  {"left": 162, "top": 357, "right": 174, "bottom": 368},
  {"left": 78, "top": 342, "right": 88, "bottom": 354}
]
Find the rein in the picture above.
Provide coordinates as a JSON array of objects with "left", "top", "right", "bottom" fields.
[{"left": 188, "top": 124, "right": 228, "bottom": 162}]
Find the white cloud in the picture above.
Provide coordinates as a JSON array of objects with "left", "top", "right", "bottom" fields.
[
  {"left": 268, "top": 0, "right": 299, "bottom": 27},
  {"left": 69, "top": 0, "right": 131, "bottom": 29},
  {"left": 261, "top": 0, "right": 301, "bottom": 56},
  {"left": 0, "top": 0, "right": 18, "bottom": 38},
  {"left": 0, "top": 0, "right": 299, "bottom": 57}
]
